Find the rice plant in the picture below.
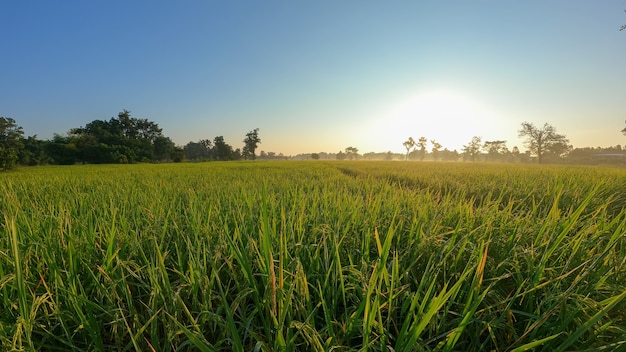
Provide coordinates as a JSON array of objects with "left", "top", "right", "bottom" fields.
[{"left": 0, "top": 161, "right": 625, "bottom": 351}]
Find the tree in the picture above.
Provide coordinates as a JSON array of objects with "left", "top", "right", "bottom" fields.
[
  {"left": 482, "top": 140, "right": 508, "bottom": 162},
  {"left": 19, "top": 135, "right": 51, "bottom": 166},
  {"left": 416, "top": 137, "right": 428, "bottom": 161},
  {"left": 185, "top": 139, "right": 213, "bottom": 161},
  {"left": 311, "top": 153, "right": 320, "bottom": 160},
  {"left": 69, "top": 110, "right": 166, "bottom": 163},
  {"left": 518, "top": 122, "right": 569, "bottom": 164},
  {"left": 153, "top": 136, "right": 176, "bottom": 161},
  {"left": 336, "top": 151, "right": 346, "bottom": 160},
  {"left": 462, "top": 136, "right": 482, "bottom": 162},
  {"left": 622, "top": 120, "right": 626, "bottom": 135},
  {"left": 0, "top": 117, "right": 25, "bottom": 170},
  {"left": 345, "top": 146, "right": 359, "bottom": 160},
  {"left": 242, "top": 128, "right": 261, "bottom": 160},
  {"left": 213, "top": 136, "right": 235, "bottom": 161},
  {"left": 403, "top": 137, "right": 415, "bottom": 160},
  {"left": 45, "top": 134, "right": 79, "bottom": 165},
  {"left": 171, "top": 146, "right": 185, "bottom": 162},
  {"left": 431, "top": 140, "right": 442, "bottom": 161},
  {"left": 440, "top": 148, "right": 460, "bottom": 162}
]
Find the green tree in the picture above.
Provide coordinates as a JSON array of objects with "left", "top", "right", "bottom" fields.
[
  {"left": 518, "top": 122, "right": 569, "bottom": 164},
  {"left": 45, "top": 134, "right": 79, "bottom": 165},
  {"left": 184, "top": 140, "right": 212, "bottom": 161},
  {"left": 403, "top": 137, "right": 415, "bottom": 160},
  {"left": 0, "top": 117, "right": 25, "bottom": 170},
  {"left": 242, "top": 128, "right": 261, "bottom": 160},
  {"left": 171, "top": 146, "right": 184, "bottom": 162},
  {"left": 311, "top": 153, "right": 320, "bottom": 160},
  {"left": 431, "top": 140, "right": 442, "bottom": 161},
  {"left": 482, "top": 140, "right": 508, "bottom": 162},
  {"left": 462, "top": 136, "right": 482, "bottom": 162},
  {"left": 19, "top": 135, "right": 51, "bottom": 166},
  {"left": 345, "top": 146, "right": 359, "bottom": 160},
  {"left": 70, "top": 110, "right": 165, "bottom": 163},
  {"left": 153, "top": 136, "right": 176, "bottom": 161},
  {"left": 416, "top": 137, "right": 428, "bottom": 161},
  {"left": 213, "top": 136, "right": 235, "bottom": 161}
]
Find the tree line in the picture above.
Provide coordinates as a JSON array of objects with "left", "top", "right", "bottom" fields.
[
  {"left": 397, "top": 122, "right": 571, "bottom": 164},
  {"left": 2, "top": 114, "right": 625, "bottom": 170},
  {"left": 332, "top": 121, "right": 625, "bottom": 164},
  {"left": 0, "top": 111, "right": 261, "bottom": 170}
]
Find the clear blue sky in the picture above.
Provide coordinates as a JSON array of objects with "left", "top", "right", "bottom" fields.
[{"left": 2, "top": 1, "right": 625, "bottom": 155}]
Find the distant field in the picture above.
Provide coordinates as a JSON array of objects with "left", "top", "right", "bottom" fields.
[{"left": 1, "top": 161, "right": 625, "bottom": 351}]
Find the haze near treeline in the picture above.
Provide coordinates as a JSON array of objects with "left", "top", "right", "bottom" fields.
[{"left": 1, "top": 1, "right": 625, "bottom": 155}]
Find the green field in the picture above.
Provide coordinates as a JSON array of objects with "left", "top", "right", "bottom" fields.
[{"left": 1, "top": 161, "right": 625, "bottom": 351}]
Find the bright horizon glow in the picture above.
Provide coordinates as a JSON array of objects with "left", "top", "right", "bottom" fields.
[{"left": 356, "top": 89, "right": 515, "bottom": 153}]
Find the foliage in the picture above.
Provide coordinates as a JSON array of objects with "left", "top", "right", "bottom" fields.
[
  {"left": 482, "top": 140, "right": 508, "bottom": 162},
  {"left": 184, "top": 139, "right": 213, "bottom": 161},
  {"left": 462, "top": 136, "right": 482, "bottom": 162},
  {"left": 1, "top": 162, "right": 626, "bottom": 351},
  {"left": 430, "top": 140, "right": 442, "bottom": 161},
  {"left": 518, "top": 122, "right": 570, "bottom": 164},
  {"left": 18, "top": 136, "right": 51, "bottom": 166},
  {"left": 402, "top": 137, "right": 415, "bottom": 160},
  {"left": 416, "top": 136, "right": 427, "bottom": 161},
  {"left": 345, "top": 146, "right": 359, "bottom": 160},
  {"left": 67, "top": 110, "right": 167, "bottom": 163},
  {"left": 0, "top": 117, "right": 24, "bottom": 170},
  {"left": 242, "top": 128, "right": 261, "bottom": 160},
  {"left": 213, "top": 136, "right": 238, "bottom": 161}
]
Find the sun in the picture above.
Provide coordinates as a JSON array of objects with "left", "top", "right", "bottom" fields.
[{"left": 363, "top": 89, "right": 500, "bottom": 152}]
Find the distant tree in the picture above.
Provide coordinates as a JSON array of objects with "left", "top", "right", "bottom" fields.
[
  {"left": 416, "top": 137, "right": 428, "bottom": 161},
  {"left": 171, "top": 146, "right": 184, "bottom": 162},
  {"left": 543, "top": 141, "right": 572, "bottom": 162},
  {"left": 232, "top": 148, "right": 242, "bottom": 160},
  {"left": 482, "top": 140, "right": 508, "bottom": 162},
  {"left": 0, "top": 117, "right": 25, "bottom": 170},
  {"left": 242, "top": 128, "right": 261, "bottom": 160},
  {"left": 19, "top": 135, "right": 51, "bottom": 166},
  {"left": 403, "top": 137, "right": 416, "bottom": 160},
  {"left": 336, "top": 151, "right": 346, "bottom": 160},
  {"left": 518, "top": 122, "right": 569, "bottom": 164},
  {"left": 440, "top": 148, "right": 460, "bottom": 162},
  {"left": 45, "top": 134, "right": 79, "bottom": 165},
  {"left": 345, "top": 146, "right": 359, "bottom": 160},
  {"left": 185, "top": 140, "right": 212, "bottom": 161},
  {"left": 213, "top": 136, "right": 235, "bottom": 161},
  {"left": 311, "top": 153, "right": 320, "bottom": 160},
  {"left": 430, "top": 140, "right": 442, "bottom": 161},
  {"left": 153, "top": 136, "right": 176, "bottom": 161},
  {"left": 70, "top": 110, "right": 166, "bottom": 163},
  {"left": 462, "top": 136, "right": 482, "bottom": 162}
]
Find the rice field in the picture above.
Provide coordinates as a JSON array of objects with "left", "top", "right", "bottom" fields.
[{"left": 1, "top": 161, "right": 625, "bottom": 351}]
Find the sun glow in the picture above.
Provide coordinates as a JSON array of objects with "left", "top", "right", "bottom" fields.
[{"left": 363, "top": 89, "right": 505, "bottom": 153}]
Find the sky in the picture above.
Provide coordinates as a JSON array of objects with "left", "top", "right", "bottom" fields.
[{"left": 1, "top": 1, "right": 625, "bottom": 155}]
